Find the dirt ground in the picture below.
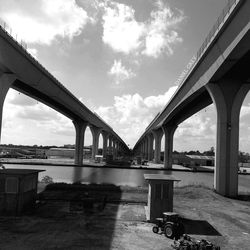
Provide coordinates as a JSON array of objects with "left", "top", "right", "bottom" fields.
[{"left": 0, "top": 185, "right": 249, "bottom": 250}]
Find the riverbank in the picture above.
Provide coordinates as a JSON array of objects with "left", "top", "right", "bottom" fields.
[
  {"left": 0, "top": 184, "right": 249, "bottom": 249},
  {"left": 0, "top": 158, "right": 214, "bottom": 172}
]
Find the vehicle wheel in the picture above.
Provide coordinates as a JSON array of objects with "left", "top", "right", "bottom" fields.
[
  {"left": 152, "top": 226, "right": 159, "bottom": 234},
  {"left": 164, "top": 224, "right": 175, "bottom": 239}
]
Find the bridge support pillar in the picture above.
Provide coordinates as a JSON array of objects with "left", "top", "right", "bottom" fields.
[
  {"left": 144, "top": 138, "right": 148, "bottom": 159},
  {"left": 0, "top": 73, "right": 16, "bottom": 142},
  {"left": 73, "top": 120, "right": 87, "bottom": 165},
  {"left": 206, "top": 80, "right": 250, "bottom": 197},
  {"left": 113, "top": 140, "right": 117, "bottom": 159},
  {"left": 152, "top": 129, "right": 163, "bottom": 164},
  {"left": 142, "top": 140, "right": 145, "bottom": 159},
  {"left": 162, "top": 125, "right": 177, "bottom": 169},
  {"left": 108, "top": 136, "right": 112, "bottom": 155},
  {"left": 90, "top": 126, "right": 101, "bottom": 161},
  {"left": 147, "top": 134, "right": 154, "bottom": 161},
  {"left": 102, "top": 131, "right": 108, "bottom": 159}
]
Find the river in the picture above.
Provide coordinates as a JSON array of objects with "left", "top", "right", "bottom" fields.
[{"left": 4, "top": 164, "right": 250, "bottom": 193}]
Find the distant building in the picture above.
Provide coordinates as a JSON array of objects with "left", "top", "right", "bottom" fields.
[
  {"left": 173, "top": 154, "right": 214, "bottom": 167},
  {"left": 46, "top": 147, "right": 92, "bottom": 159}
]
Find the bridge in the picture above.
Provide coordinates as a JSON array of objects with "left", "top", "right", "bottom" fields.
[
  {"left": 0, "top": 22, "right": 130, "bottom": 165},
  {"left": 133, "top": 0, "right": 250, "bottom": 197}
]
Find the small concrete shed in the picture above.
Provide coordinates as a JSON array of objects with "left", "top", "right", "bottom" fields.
[
  {"left": 144, "top": 174, "right": 180, "bottom": 222},
  {"left": 0, "top": 169, "right": 44, "bottom": 215}
]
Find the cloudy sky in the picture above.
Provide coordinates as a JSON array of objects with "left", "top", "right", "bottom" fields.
[{"left": 1, "top": 0, "right": 250, "bottom": 152}]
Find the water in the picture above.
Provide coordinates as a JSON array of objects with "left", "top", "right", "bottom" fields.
[{"left": 4, "top": 164, "right": 250, "bottom": 192}]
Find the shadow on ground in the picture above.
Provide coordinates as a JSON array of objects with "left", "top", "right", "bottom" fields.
[
  {"left": 38, "top": 182, "right": 122, "bottom": 250},
  {"left": 181, "top": 218, "right": 221, "bottom": 236},
  {"left": 0, "top": 182, "right": 122, "bottom": 250},
  {"left": 236, "top": 194, "right": 250, "bottom": 201}
]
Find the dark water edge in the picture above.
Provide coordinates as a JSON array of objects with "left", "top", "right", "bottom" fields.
[{"left": 2, "top": 163, "right": 250, "bottom": 194}]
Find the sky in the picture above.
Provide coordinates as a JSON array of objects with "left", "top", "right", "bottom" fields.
[{"left": 1, "top": 0, "right": 250, "bottom": 153}]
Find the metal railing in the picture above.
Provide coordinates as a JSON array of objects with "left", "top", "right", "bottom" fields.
[
  {"left": 0, "top": 19, "right": 129, "bottom": 146},
  {"left": 149, "top": 0, "right": 241, "bottom": 131}
]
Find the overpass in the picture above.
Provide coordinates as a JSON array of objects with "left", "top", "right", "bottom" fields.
[
  {"left": 0, "top": 22, "right": 130, "bottom": 165},
  {"left": 133, "top": 0, "right": 250, "bottom": 197}
]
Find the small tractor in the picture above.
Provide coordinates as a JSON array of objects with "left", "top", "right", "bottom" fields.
[{"left": 152, "top": 212, "right": 185, "bottom": 240}]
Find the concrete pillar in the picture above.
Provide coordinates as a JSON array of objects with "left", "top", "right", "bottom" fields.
[
  {"left": 114, "top": 141, "right": 118, "bottom": 159},
  {"left": 117, "top": 142, "right": 121, "bottom": 157},
  {"left": 147, "top": 134, "right": 154, "bottom": 161},
  {"left": 144, "top": 138, "right": 148, "bottom": 159},
  {"left": 112, "top": 140, "right": 116, "bottom": 159},
  {"left": 142, "top": 140, "right": 146, "bottom": 158},
  {"left": 206, "top": 80, "right": 250, "bottom": 197},
  {"left": 162, "top": 124, "right": 177, "bottom": 169},
  {"left": 108, "top": 136, "right": 112, "bottom": 155},
  {"left": 102, "top": 131, "right": 108, "bottom": 159},
  {"left": 0, "top": 73, "right": 16, "bottom": 142},
  {"left": 152, "top": 129, "right": 163, "bottom": 163},
  {"left": 73, "top": 120, "right": 87, "bottom": 165},
  {"left": 90, "top": 126, "right": 101, "bottom": 160}
]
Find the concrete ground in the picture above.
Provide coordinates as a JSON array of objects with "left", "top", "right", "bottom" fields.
[{"left": 0, "top": 185, "right": 249, "bottom": 250}]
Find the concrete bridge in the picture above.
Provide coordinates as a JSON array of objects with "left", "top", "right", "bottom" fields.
[
  {"left": 133, "top": 0, "right": 250, "bottom": 197},
  {"left": 0, "top": 23, "right": 130, "bottom": 165}
]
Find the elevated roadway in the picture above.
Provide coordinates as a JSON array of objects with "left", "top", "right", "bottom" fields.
[
  {"left": 133, "top": 0, "right": 250, "bottom": 197},
  {"left": 0, "top": 23, "right": 129, "bottom": 165}
]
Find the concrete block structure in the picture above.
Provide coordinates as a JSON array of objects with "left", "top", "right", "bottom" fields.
[
  {"left": 144, "top": 174, "right": 180, "bottom": 222},
  {"left": 0, "top": 169, "right": 44, "bottom": 215}
]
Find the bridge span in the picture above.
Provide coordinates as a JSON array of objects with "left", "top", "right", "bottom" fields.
[
  {"left": 133, "top": 0, "right": 250, "bottom": 197},
  {"left": 0, "top": 22, "right": 130, "bottom": 165}
]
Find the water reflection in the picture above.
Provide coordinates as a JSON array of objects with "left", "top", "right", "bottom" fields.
[{"left": 4, "top": 164, "right": 250, "bottom": 193}]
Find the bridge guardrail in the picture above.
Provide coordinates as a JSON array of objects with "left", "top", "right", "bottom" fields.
[
  {"left": 146, "top": 0, "right": 241, "bottom": 133},
  {"left": 0, "top": 19, "right": 128, "bottom": 147}
]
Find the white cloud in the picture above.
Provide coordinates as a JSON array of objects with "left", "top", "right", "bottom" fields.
[
  {"left": 95, "top": 86, "right": 178, "bottom": 146},
  {"left": 1, "top": 89, "right": 75, "bottom": 146},
  {"left": 27, "top": 48, "right": 38, "bottom": 59},
  {"left": 142, "top": 1, "right": 184, "bottom": 57},
  {"left": 102, "top": 2, "right": 145, "bottom": 54},
  {"left": 108, "top": 60, "right": 136, "bottom": 85},
  {"left": 0, "top": 0, "right": 92, "bottom": 45},
  {"left": 240, "top": 105, "right": 250, "bottom": 118},
  {"left": 100, "top": 0, "right": 184, "bottom": 58}
]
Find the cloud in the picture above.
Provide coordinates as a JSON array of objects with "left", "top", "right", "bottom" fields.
[
  {"left": 142, "top": 1, "right": 184, "bottom": 57},
  {"left": 5, "top": 89, "right": 37, "bottom": 107},
  {"left": 240, "top": 105, "right": 250, "bottom": 118},
  {"left": 94, "top": 86, "right": 178, "bottom": 146},
  {"left": 102, "top": 1, "right": 145, "bottom": 54},
  {"left": 27, "top": 48, "right": 38, "bottom": 59},
  {"left": 108, "top": 60, "right": 136, "bottom": 85},
  {"left": 1, "top": 89, "right": 75, "bottom": 145},
  {"left": 0, "top": 0, "right": 92, "bottom": 45},
  {"left": 100, "top": 0, "right": 184, "bottom": 58}
]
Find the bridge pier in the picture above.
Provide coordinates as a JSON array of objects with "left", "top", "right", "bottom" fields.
[
  {"left": 73, "top": 120, "right": 87, "bottom": 165},
  {"left": 102, "top": 131, "right": 108, "bottom": 159},
  {"left": 0, "top": 73, "right": 16, "bottom": 142},
  {"left": 152, "top": 129, "right": 163, "bottom": 164},
  {"left": 90, "top": 126, "right": 101, "bottom": 161},
  {"left": 108, "top": 135, "right": 112, "bottom": 155},
  {"left": 147, "top": 133, "right": 154, "bottom": 161},
  {"left": 113, "top": 140, "right": 117, "bottom": 159},
  {"left": 206, "top": 80, "right": 250, "bottom": 197},
  {"left": 162, "top": 124, "right": 177, "bottom": 169}
]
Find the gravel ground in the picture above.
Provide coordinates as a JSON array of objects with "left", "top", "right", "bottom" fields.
[{"left": 0, "top": 185, "right": 249, "bottom": 250}]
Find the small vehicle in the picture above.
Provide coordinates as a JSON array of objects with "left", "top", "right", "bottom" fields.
[
  {"left": 152, "top": 212, "right": 185, "bottom": 240},
  {"left": 171, "top": 234, "right": 221, "bottom": 250}
]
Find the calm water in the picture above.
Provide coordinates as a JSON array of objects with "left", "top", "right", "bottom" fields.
[{"left": 4, "top": 164, "right": 250, "bottom": 192}]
